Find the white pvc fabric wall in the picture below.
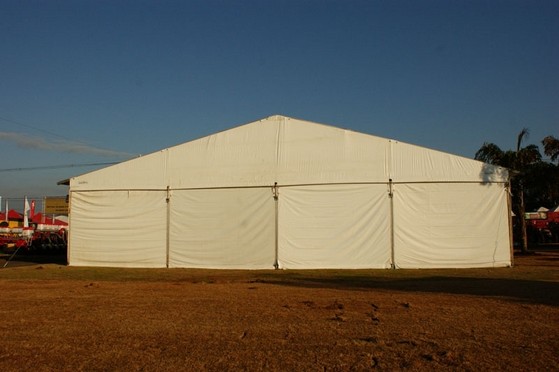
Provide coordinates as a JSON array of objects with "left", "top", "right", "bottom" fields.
[
  {"left": 393, "top": 183, "right": 511, "bottom": 268},
  {"left": 278, "top": 184, "right": 391, "bottom": 269},
  {"left": 69, "top": 191, "right": 168, "bottom": 268},
  {"left": 169, "top": 188, "right": 275, "bottom": 269},
  {"left": 68, "top": 182, "right": 510, "bottom": 269}
]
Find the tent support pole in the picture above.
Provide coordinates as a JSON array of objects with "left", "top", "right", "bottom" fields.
[
  {"left": 3, "top": 244, "right": 23, "bottom": 268},
  {"left": 272, "top": 182, "right": 279, "bottom": 269},
  {"left": 389, "top": 179, "right": 395, "bottom": 269},
  {"left": 166, "top": 186, "right": 171, "bottom": 268},
  {"left": 506, "top": 182, "right": 514, "bottom": 267}
]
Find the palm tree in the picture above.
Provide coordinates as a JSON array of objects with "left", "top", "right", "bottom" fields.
[
  {"left": 475, "top": 129, "right": 541, "bottom": 253},
  {"left": 542, "top": 135, "right": 559, "bottom": 163}
]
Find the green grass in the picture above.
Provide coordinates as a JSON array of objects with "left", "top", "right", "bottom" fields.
[{"left": 0, "top": 255, "right": 557, "bottom": 284}]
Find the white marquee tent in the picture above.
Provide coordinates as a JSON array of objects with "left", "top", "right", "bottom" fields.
[{"left": 63, "top": 115, "right": 512, "bottom": 269}]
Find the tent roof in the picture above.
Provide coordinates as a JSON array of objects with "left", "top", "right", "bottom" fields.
[
  {"left": 0, "top": 209, "right": 24, "bottom": 220},
  {"left": 31, "top": 212, "right": 68, "bottom": 226},
  {"left": 65, "top": 115, "right": 509, "bottom": 191}
]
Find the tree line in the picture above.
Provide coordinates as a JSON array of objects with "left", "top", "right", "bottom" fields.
[{"left": 475, "top": 131, "right": 559, "bottom": 252}]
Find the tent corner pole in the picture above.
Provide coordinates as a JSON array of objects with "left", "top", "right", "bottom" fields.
[{"left": 506, "top": 182, "right": 514, "bottom": 267}]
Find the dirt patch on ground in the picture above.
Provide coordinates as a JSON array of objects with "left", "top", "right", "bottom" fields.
[{"left": 0, "top": 252, "right": 558, "bottom": 371}]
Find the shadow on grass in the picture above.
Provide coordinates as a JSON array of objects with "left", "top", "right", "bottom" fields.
[
  {"left": 0, "top": 251, "right": 67, "bottom": 267},
  {"left": 2, "top": 251, "right": 557, "bottom": 307},
  {"left": 260, "top": 276, "right": 559, "bottom": 307}
]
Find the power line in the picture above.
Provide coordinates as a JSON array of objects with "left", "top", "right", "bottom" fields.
[
  {"left": 0, "top": 162, "right": 119, "bottom": 173},
  {"left": 0, "top": 114, "right": 75, "bottom": 141}
]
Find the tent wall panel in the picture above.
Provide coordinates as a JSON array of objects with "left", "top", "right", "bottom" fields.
[
  {"left": 390, "top": 141, "right": 509, "bottom": 183},
  {"left": 166, "top": 121, "right": 280, "bottom": 189},
  {"left": 70, "top": 151, "right": 169, "bottom": 191},
  {"left": 69, "top": 190, "right": 167, "bottom": 268},
  {"left": 169, "top": 188, "right": 276, "bottom": 269},
  {"left": 393, "top": 183, "right": 511, "bottom": 268},
  {"left": 278, "top": 184, "right": 391, "bottom": 269},
  {"left": 276, "top": 119, "right": 390, "bottom": 184}
]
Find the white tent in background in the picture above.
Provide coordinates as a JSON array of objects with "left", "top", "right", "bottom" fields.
[
  {"left": 55, "top": 215, "right": 69, "bottom": 224},
  {"left": 537, "top": 207, "right": 549, "bottom": 212},
  {"left": 61, "top": 115, "right": 512, "bottom": 269}
]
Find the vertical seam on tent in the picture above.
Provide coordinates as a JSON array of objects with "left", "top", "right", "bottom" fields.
[
  {"left": 274, "top": 118, "right": 282, "bottom": 269},
  {"left": 275, "top": 116, "right": 283, "bottom": 172},
  {"left": 164, "top": 148, "right": 169, "bottom": 188},
  {"left": 388, "top": 139, "right": 394, "bottom": 181}
]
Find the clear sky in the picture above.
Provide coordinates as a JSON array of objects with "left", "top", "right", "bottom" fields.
[{"left": 1, "top": 0, "right": 558, "bottom": 207}]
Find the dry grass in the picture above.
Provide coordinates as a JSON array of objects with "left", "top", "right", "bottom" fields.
[{"left": 0, "top": 251, "right": 558, "bottom": 371}]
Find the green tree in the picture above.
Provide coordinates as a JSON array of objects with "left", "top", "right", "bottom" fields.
[
  {"left": 535, "top": 134, "right": 559, "bottom": 212},
  {"left": 475, "top": 129, "right": 541, "bottom": 253},
  {"left": 523, "top": 161, "right": 559, "bottom": 211}
]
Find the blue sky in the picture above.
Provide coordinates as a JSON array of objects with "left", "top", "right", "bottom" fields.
[{"left": 1, "top": 0, "right": 558, "bottom": 207}]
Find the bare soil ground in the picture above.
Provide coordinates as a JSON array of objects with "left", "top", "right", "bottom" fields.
[{"left": 0, "top": 251, "right": 558, "bottom": 371}]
